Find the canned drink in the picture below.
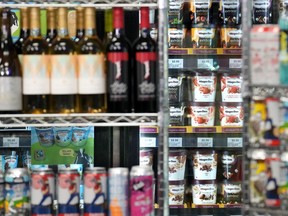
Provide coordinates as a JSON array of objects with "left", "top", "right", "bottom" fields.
[
  {"left": 57, "top": 168, "right": 80, "bottom": 216},
  {"left": 130, "top": 166, "right": 154, "bottom": 216},
  {"left": 108, "top": 167, "right": 129, "bottom": 216},
  {"left": 84, "top": 167, "right": 107, "bottom": 216},
  {"left": 0, "top": 171, "right": 4, "bottom": 215},
  {"left": 5, "top": 168, "right": 30, "bottom": 216},
  {"left": 31, "top": 168, "right": 55, "bottom": 216}
]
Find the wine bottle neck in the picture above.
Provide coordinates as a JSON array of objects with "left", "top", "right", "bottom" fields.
[
  {"left": 58, "top": 28, "right": 69, "bottom": 37},
  {"left": 139, "top": 28, "right": 150, "bottom": 38},
  {"left": 85, "top": 29, "right": 96, "bottom": 37},
  {"left": 113, "top": 28, "right": 125, "bottom": 37},
  {"left": 30, "top": 29, "right": 41, "bottom": 37},
  {"left": 19, "top": 29, "right": 30, "bottom": 38}
]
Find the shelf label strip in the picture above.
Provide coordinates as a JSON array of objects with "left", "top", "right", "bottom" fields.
[
  {"left": 197, "top": 137, "right": 213, "bottom": 147},
  {"left": 169, "top": 137, "right": 182, "bottom": 147},
  {"left": 227, "top": 137, "right": 243, "bottom": 147},
  {"left": 3, "top": 137, "right": 19, "bottom": 147},
  {"left": 140, "top": 137, "right": 157, "bottom": 147}
]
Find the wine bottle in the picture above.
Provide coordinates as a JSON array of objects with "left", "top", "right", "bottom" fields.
[
  {"left": 103, "top": 9, "right": 113, "bottom": 46},
  {"left": 14, "top": 7, "right": 30, "bottom": 62},
  {"left": 45, "top": 7, "right": 57, "bottom": 47},
  {"left": 106, "top": 7, "right": 132, "bottom": 113},
  {"left": 22, "top": 7, "right": 50, "bottom": 114},
  {"left": 74, "top": 7, "right": 85, "bottom": 44},
  {"left": 50, "top": 7, "right": 78, "bottom": 113},
  {"left": 0, "top": 9, "right": 22, "bottom": 114},
  {"left": 133, "top": 7, "right": 158, "bottom": 113},
  {"left": 77, "top": 7, "right": 106, "bottom": 113}
]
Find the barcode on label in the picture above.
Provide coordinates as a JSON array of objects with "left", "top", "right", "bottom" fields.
[
  {"left": 169, "top": 137, "right": 182, "bottom": 147},
  {"left": 169, "top": 59, "right": 184, "bottom": 69},
  {"left": 229, "top": 59, "right": 242, "bottom": 68},
  {"left": 197, "top": 59, "right": 213, "bottom": 69},
  {"left": 197, "top": 137, "right": 213, "bottom": 147},
  {"left": 227, "top": 137, "right": 243, "bottom": 147},
  {"left": 140, "top": 137, "right": 157, "bottom": 147},
  {"left": 3, "top": 137, "right": 19, "bottom": 147}
]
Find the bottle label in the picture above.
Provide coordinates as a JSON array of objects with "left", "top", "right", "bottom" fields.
[
  {"left": 136, "top": 52, "right": 157, "bottom": 101},
  {"left": 107, "top": 52, "right": 129, "bottom": 101},
  {"left": 50, "top": 55, "right": 77, "bottom": 94},
  {"left": 0, "top": 77, "right": 22, "bottom": 110},
  {"left": 78, "top": 54, "right": 106, "bottom": 94},
  {"left": 22, "top": 55, "right": 50, "bottom": 95}
]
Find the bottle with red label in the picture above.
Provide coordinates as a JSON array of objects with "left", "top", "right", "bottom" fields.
[
  {"left": 106, "top": 7, "right": 132, "bottom": 113},
  {"left": 133, "top": 7, "right": 158, "bottom": 113}
]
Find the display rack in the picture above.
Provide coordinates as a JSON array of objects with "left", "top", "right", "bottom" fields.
[{"left": 0, "top": 0, "right": 170, "bottom": 215}]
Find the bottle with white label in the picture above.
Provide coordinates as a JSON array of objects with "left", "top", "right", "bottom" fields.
[
  {"left": 50, "top": 7, "right": 78, "bottom": 113},
  {"left": 22, "top": 7, "right": 50, "bottom": 114},
  {"left": 0, "top": 9, "right": 22, "bottom": 114},
  {"left": 77, "top": 7, "right": 106, "bottom": 113}
]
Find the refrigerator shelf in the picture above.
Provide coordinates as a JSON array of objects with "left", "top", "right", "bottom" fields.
[
  {"left": 245, "top": 206, "right": 288, "bottom": 216},
  {"left": 250, "top": 85, "right": 288, "bottom": 98},
  {"left": 0, "top": 0, "right": 158, "bottom": 9},
  {"left": 169, "top": 48, "right": 242, "bottom": 56},
  {"left": 0, "top": 113, "right": 158, "bottom": 127}
]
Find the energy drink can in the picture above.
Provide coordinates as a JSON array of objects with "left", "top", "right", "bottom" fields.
[
  {"left": 130, "top": 165, "right": 154, "bottom": 216},
  {"left": 57, "top": 168, "right": 80, "bottom": 216},
  {"left": 31, "top": 168, "right": 55, "bottom": 216},
  {"left": 84, "top": 167, "right": 107, "bottom": 216},
  {"left": 0, "top": 171, "right": 4, "bottom": 215},
  {"left": 5, "top": 168, "right": 30, "bottom": 216},
  {"left": 108, "top": 167, "right": 129, "bottom": 216}
]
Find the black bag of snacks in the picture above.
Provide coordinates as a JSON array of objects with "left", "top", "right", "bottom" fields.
[
  {"left": 252, "top": 0, "right": 273, "bottom": 24},
  {"left": 219, "top": 0, "right": 242, "bottom": 26}
]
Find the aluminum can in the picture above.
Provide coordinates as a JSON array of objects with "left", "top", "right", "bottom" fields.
[
  {"left": 31, "top": 168, "right": 55, "bottom": 216},
  {"left": 108, "top": 167, "right": 129, "bottom": 216},
  {"left": 0, "top": 171, "right": 4, "bottom": 215},
  {"left": 4, "top": 168, "right": 30, "bottom": 216},
  {"left": 130, "top": 165, "right": 154, "bottom": 216},
  {"left": 57, "top": 168, "right": 80, "bottom": 216},
  {"left": 84, "top": 167, "right": 107, "bottom": 216}
]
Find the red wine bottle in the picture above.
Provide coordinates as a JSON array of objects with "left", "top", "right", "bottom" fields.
[
  {"left": 106, "top": 7, "right": 132, "bottom": 113},
  {"left": 133, "top": 7, "right": 158, "bottom": 113}
]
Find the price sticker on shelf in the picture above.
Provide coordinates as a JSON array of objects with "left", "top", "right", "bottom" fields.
[
  {"left": 3, "top": 137, "right": 19, "bottom": 147},
  {"left": 140, "top": 137, "right": 157, "bottom": 147},
  {"left": 197, "top": 137, "right": 213, "bottom": 147},
  {"left": 169, "top": 137, "right": 182, "bottom": 147},
  {"left": 227, "top": 137, "right": 243, "bottom": 147},
  {"left": 229, "top": 59, "right": 242, "bottom": 68},
  {"left": 169, "top": 59, "right": 183, "bottom": 69},
  {"left": 197, "top": 59, "right": 213, "bottom": 69}
]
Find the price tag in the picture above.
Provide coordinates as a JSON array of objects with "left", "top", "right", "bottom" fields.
[
  {"left": 229, "top": 59, "right": 242, "bottom": 68},
  {"left": 140, "top": 137, "right": 157, "bottom": 147},
  {"left": 169, "top": 137, "right": 182, "bottom": 147},
  {"left": 3, "top": 137, "right": 19, "bottom": 147},
  {"left": 197, "top": 59, "right": 213, "bottom": 69},
  {"left": 169, "top": 59, "right": 183, "bottom": 69},
  {"left": 197, "top": 137, "right": 213, "bottom": 147},
  {"left": 227, "top": 137, "right": 243, "bottom": 147}
]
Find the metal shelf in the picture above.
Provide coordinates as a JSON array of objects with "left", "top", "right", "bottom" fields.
[
  {"left": 245, "top": 206, "right": 288, "bottom": 216},
  {"left": 0, "top": 0, "right": 158, "bottom": 9},
  {"left": 0, "top": 113, "right": 158, "bottom": 127},
  {"left": 251, "top": 85, "right": 288, "bottom": 98}
]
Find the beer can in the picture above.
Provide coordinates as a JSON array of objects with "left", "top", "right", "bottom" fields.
[
  {"left": 108, "top": 167, "right": 129, "bottom": 216},
  {"left": 57, "top": 168, "right": 80, "bottom": 216},
  {"left": 31, "top": 168, "right": 55, "bottom": 216},
  {"left": 130, "top": 165, "right": 154, "bottom": 216},
  {"left": 84, "top": 167, "right": 107, "bottom": 216},
  {"left": 5, "top": 168, "right": 30, "bottom": 216},
  {"left": 0, "top": 171, "right": 4, "bottom": 215}
]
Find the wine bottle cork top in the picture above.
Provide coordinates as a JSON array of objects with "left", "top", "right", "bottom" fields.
[
  {"left": 113, "top": 7, "right": 124, "bottom": 29},
  {"left": 140, "top": 7, "right": 150, "bottom": 29}
]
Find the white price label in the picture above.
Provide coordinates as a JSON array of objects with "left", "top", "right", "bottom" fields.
[
  {"left": 3, "top": 137, "right": 19, "bottom": 147},
  {"left": 197, "top": 59, "right": 213, "bottom": 69},
  {"left": 227, "top": 137, "right": 243, "bottom": 147},
  {"left": 169, "top": 137, "right": 183, "bottom": 147},
  {"left": 140, "top": 137, "right": 157, "bottom": 147},
  {"left": 229, "top": 59, "right": 242, "bottom": 68},
  {"left": 169, "top": 59, "right": 183, "bottom": 69},
  {"left": 197, "top": 137, "right": 213, "bottom": 147}
]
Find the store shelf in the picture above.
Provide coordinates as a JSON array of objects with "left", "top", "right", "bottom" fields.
[
  {"left": 169, "top": 48, "right": 242, "bottom": 56},
  {"left": 245, "top": 206, "right": 288, "bottom": 216},
  {"left": 251, "top": 85, "right": 288, "bottom": 98},
  {"left": 140, "top": 126, "right": 243, "bottom": 134},
  {"left": 0, "top": 0, "right": 158, "bottom": 9},
  {"left": 169, "top": 207, "right": 242, "bottom": 216},
  {"left": 140, "top": 126, "right": 243, "bottom": 148},
  {"left": 0, "top": 113, "right": 158, "bottom": 127}
]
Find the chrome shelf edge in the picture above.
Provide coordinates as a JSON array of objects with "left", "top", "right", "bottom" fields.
[{"left": 0, "top": 113, "right": 158, "bottom": 127}]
